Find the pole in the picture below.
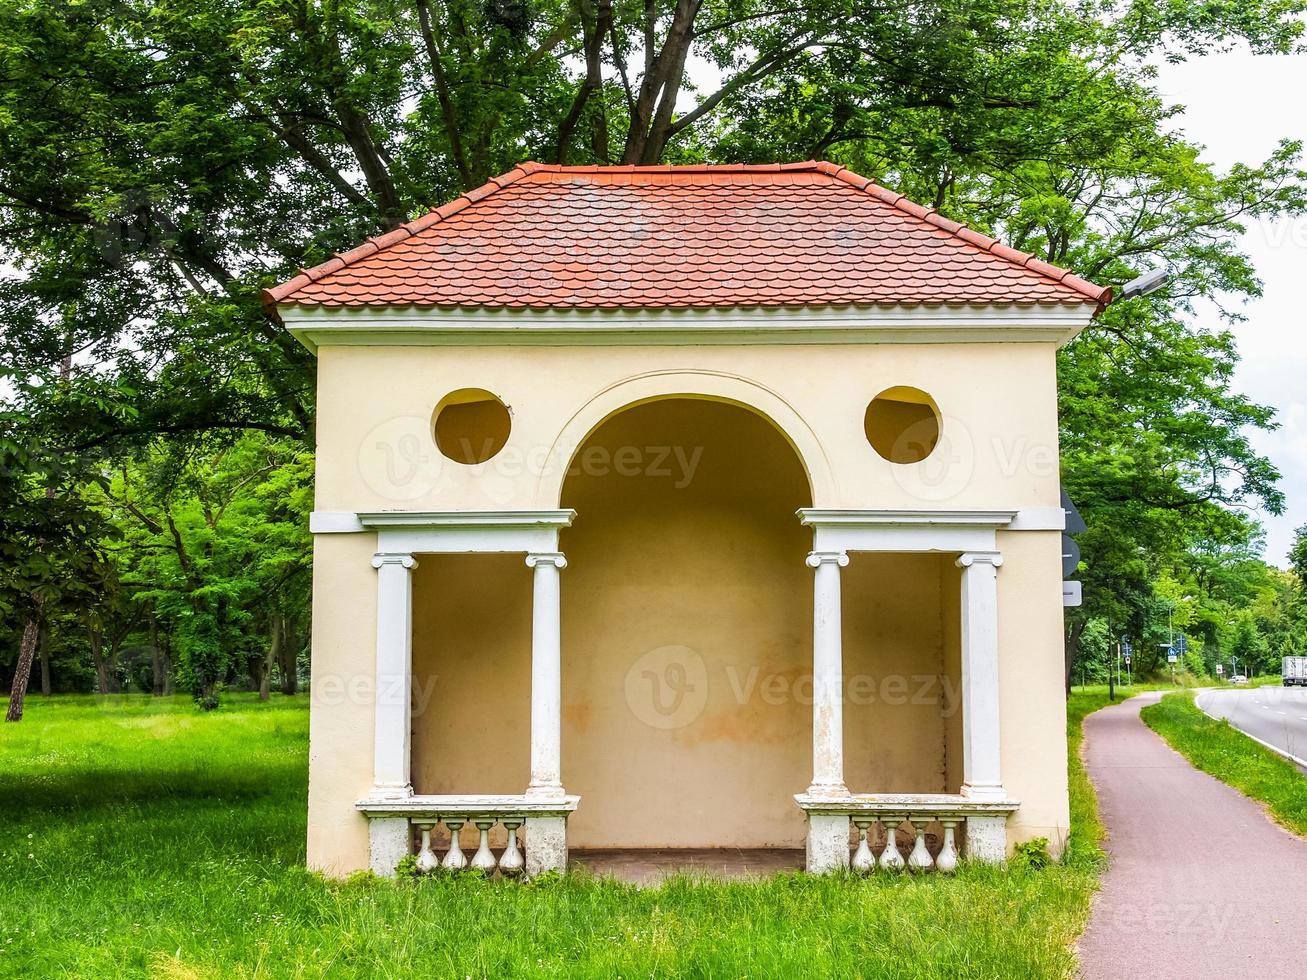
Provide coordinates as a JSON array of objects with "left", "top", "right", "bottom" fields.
[{"left": 1169, "top": 605, "right": 1176, "bottom": 687}]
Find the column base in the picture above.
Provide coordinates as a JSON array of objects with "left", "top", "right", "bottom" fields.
[
  {"left": 965, "top": 814, "right": 1008, "bottom": 864},
  {"left": 525, "top": 783, "right": 567, "bottom": 801},
  {"left": 369, "top": 782, "right": 413, "bottom": 800},
  {"left": 525, "top": 815, "right": 568, "bottom": 876},
  {"left": 368, "top": 816, "right": 411, "bottom": 877},
  {"left": 805, "top": 813, "right": 851, "bottom": 873},
  {"left": 805, "top": 782, "right": 850, "bottom": 798},
  {"left": 961, "top": 782, "right": 1009, "bottom": 802}
]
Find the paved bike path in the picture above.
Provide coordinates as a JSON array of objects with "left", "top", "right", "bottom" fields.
[{"left": 1077, "top": 692, "right": 1307, "bottom": 979}]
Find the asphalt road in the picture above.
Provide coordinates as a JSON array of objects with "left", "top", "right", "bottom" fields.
[
  {"left": 1079, "top": 692, "right": 1307, "bottom": 979},
  {"left": 1196, "top": 686, "right": 1307, "bottom": 769}
]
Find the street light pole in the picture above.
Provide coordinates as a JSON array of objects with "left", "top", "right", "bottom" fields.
[{"left": 1169, "top": 604, "right": 1176, "bottom": 687}]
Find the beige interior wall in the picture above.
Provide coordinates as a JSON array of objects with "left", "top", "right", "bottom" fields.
[
  {"left": 559, "top": 400, "right": 811, "bottom": 847},
  {"left": 410, "top": 555, "right": 532, "bottom": 795},
  {"left": 843, "top": 554, "right": 953, "bottom": 795}
]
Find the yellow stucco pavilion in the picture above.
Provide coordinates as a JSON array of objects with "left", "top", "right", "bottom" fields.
[{"left": 266, "top": 161, "right": 1109, "bottom": 878}]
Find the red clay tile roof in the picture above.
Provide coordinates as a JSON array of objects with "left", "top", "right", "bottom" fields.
[{"left": 264, "top": 161, "right": 1110, "bottom": 313}]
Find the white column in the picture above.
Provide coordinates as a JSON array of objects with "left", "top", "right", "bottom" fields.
[
  {"left": 806, "top": 550, "right": 850, "bottom": 796},
  {"left": 526, "top": 552, "right": 567, "bottom": 799},
  {"left": 371, "top": 552, "right": 417, "bottom": 799},
  {"left": 956, "top": 551, "right": 1006, "bottom": 801}
]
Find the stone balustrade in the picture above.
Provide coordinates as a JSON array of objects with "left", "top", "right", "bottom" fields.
[
  {"left": 356, "top": 794, "right": 579, "bottom": 878},
  {"left": 794, "top": 792, "right": 1020, "bottom": 872}
]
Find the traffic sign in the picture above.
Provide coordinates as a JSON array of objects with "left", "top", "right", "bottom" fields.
[
  {"left": 1061, "top": 535, "right": 1081, "bottom": 577},
  {"left": 1175, "top": 634, "right": 1188, "bottom": 655},
  {"left": 1062, "top": 580, "right": 1082, "bottom": 607},
  {"left": 1060, "top": 489, "right": 1085, "bottom": 578},
  {"left": 1216, "top": 663, "right": 1224, "bottom": 675},
  {"left": 1061, "top": 488, "right": 1087, "bottom": 533}
]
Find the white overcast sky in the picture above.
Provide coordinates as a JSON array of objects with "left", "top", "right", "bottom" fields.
[{"left": 1154, "top": 53, "right": 1307, "bottom": 567}]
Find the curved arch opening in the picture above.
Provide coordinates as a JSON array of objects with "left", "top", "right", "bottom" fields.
[
  {"left": 559, "top": 398, "right": 813, "bottom": 848},
  {"left": 557, "top": 393, "right": 817, "bottom": 508}
]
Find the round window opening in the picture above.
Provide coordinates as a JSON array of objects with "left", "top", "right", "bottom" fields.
[
  {"left": 864, "top": 386, "right": 941, "bottom": 464},
  {"left": 434, "top": 388, "right": 511, "bottom": 464}
]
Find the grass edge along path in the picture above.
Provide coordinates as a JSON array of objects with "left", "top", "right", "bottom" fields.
[
  {"left": 0, "top": 692, "right": 1114, "bottom": 978},
  {"left": 1141, "top": 690, "right": 1307, "bottom": 838}
]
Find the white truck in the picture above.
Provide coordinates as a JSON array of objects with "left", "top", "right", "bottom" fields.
[{"left": 1283, "top": 656, "right": 1307, "bottom": 687}]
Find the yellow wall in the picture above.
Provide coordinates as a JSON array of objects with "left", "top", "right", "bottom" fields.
[
  {"left": 306, "top": 339, "right": 1071, "bottom": 871},
  {"left": 312, "top": 342, "right": 1064, "bottom": 513}
]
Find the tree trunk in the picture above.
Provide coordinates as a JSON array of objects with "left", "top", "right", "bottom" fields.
[
  {"left": 260, "top": 614, "right": 280, "bottom": 701},
  {"left": 88, "top": 628, "right": 118, "bottom": 695},
  {"left": 279, "top": 617, "right": 299, "bottom": 696},
  {"left": 161, "top": 632, "right": 174, "bottom": 695},
  {"left": 149, "top": 620, "right": 165, "bottom": 695},
  {"left": 1064, "top": 619, "right": 1085, "bottom": 697},
  {"left": 5, "top": 618, "right": 40, "bottom": 722},
  {"left": 38, "top": 621, "right": 51, "bottom": 696}
]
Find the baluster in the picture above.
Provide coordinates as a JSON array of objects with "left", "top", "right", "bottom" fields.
[
  {"left": 851, "top": 818, "right": 875, "bottom": 872},
  {"left": 936, "top": 819, "right": 959, "bottom": 873},
  {"left": 471, "top": 818, "right": 498, "bottom": 874},
  {"left": 415, "top": 821, "right": 439, "bottom": 874},
  {"left": 878, "top": 816, "right": 905, "bottom": 871},
  {"left": 908, "top": 818, "right": 934, "bottom": 872},
  {"left": 498, "top": 819, "right": 525, "bottom": 877},
  {"left": 441, "top": 817, "right": 468, "bottom": 870}
]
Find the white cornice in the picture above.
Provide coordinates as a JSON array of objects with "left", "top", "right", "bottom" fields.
[
  {"left": 797, "top": 508, "right": 1060, "bottom": 555},
  {"left": 355, "top": 509, "right": 576, "bottom": 529},
  {"left": 798, "top": 509, "right": 1020, "bottom": 528},
  {"left": 314, "top": 509, "right": 577, "bottom": 555},
  {"left": 282, "top": 303, "right": 1094, "bottom": 352}
]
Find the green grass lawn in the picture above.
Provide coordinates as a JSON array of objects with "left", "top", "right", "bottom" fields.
[
  {"left": 1141, "top": 690, "right": 1307, "bottom": 837},
  {"left": 1, "top": 693, "right": 1108, "bottom": 978}
]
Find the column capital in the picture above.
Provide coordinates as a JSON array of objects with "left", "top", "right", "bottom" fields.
[
  {"left": 372, "top": 552, "right": 418, "bottom": 570},
  {"left": 956, "top": 551, "right": 1003, "bottom": 569},
  {"left": 806, "top": 550, "right": 849, "bottom": 569},
  {"left": 526, "top": 552, "right": 568, "bottom": 570}
]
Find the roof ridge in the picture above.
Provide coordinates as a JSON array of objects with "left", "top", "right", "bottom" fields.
[{"left": 264, "top": 160, "right": 1111, "bottom": 313}]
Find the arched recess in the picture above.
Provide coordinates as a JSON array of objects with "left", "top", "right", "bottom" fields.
[
  {"left": 535, "top": 369, "right": 837, "bottom": 509},
  {"left": 557, "top": 397, "right": 815, "bottom": 848}
]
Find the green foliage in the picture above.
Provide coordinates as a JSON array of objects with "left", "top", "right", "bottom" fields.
[
  {"left": 1012, "top": 837, "right": 1053, "bottom": 870},
  {"left": 91, "top": 433, "right": 314, "bottom": 706}
]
